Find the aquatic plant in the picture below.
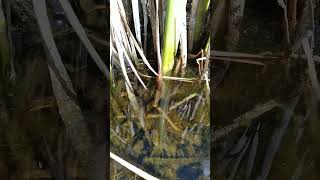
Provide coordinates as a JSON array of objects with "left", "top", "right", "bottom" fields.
[{"left": 110, "top": 0, "right": 211, "bottom": 178}]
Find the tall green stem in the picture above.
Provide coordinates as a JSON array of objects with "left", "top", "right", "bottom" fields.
[
  {"left": 161, "top": 0, "right": 175, "bottom": 76},
  {"left": 158, "top": 0, "right": 176, "bottom": 151}
]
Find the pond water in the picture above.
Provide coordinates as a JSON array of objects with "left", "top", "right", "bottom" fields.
[
  {"left": 211, "top": 0, "right": 320, "bottom": 179},
  {"left": 110, "top": 67, "right": 210, "bottom": 179}
]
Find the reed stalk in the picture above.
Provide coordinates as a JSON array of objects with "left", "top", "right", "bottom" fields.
[
  {"left": 161, "top": 0, "right": 176, "bottom": 76},
  {"left": 193, "top": 0, "right": 210, "bottom": 47}
]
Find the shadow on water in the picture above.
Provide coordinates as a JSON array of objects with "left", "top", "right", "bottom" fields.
[
  {"left": 212, "top": 0, "right": 320, "bottom": 179},
  {"left": 0, "top": 0, "right": 108, "bottom": 178}
]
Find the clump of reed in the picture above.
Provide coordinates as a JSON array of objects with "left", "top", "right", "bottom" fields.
[{"left": 110, "top": 0, "right": 211, "bottom": 179}]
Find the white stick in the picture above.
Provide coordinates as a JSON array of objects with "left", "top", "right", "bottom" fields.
[{"left": 110, "top": 152, "right": 159, "bottom": 180}]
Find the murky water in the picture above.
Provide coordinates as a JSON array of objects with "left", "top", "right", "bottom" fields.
[{"left": 212, "top": 0, "right": 320, "bottom": 179}]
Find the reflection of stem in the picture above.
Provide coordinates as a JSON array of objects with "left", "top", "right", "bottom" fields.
[
  {"left": 156, "top": 106, "right": 182, "bottom": 133},
  {"left": 226, "top": 0, "right": 246, "bottom": 50},
  {"left": 212, "top": 100, "right": 279, "bottom": 142},
  {"left": 277, "top": 0, "right": 290, "bottom": 47},
  {"left": 110, "top": 129, "right": 127, "bottom": 144},
  {"left": 288, "top": 0, "right": 297, "bottom": 33},
  {"left": 158, "top": 91, "right": 169, "bottom": 150},
  {"left": 169, "top": 93, "right": 198, "bottom": 111}
]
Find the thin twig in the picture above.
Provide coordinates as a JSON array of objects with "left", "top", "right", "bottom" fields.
[
  {"left": 169, "top": 93, "right": 198, "bottom": 111},
  {"left": 212, "top": 100, "right": 279, "bottom": 142}
]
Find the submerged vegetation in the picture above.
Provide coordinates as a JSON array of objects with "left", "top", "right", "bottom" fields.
[
  {"left": 0, "top": 0, "right": 107, "bottom": 179},
  {"left": 212, "top": 0, "right": 320, "bottom": 179},
  {"left": 110, "top": 0, "right": 211, "bottom": 179}
]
